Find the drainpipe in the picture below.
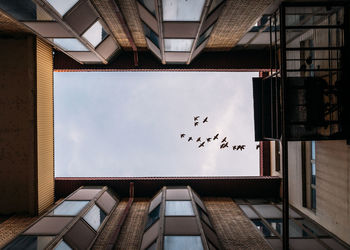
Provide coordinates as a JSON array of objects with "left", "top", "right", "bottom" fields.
[{"left": 106, "top": 182, "right": 134, "bottom": 250}]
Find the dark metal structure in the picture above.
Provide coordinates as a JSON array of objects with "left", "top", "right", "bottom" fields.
[{"left": 252, "top": 2, "right": 349, "bottom": 249}]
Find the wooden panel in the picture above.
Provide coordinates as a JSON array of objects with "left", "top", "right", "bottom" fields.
[{"left": 36, "top": 38, "right": 54, "bottom": 214}]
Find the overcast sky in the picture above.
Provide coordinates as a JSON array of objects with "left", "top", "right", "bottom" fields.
[{"left": 54, "top": 72, "right": 259, "bottom": 177}]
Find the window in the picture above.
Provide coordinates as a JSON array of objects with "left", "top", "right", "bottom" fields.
[
  {"left": 3, "top": 236, "right": 54, "bottom": 250},
  {"left": 46, "top": 0, "right": 79, "bottom": 16},
  {"left": 143, "top": 23, "right": 159, "bottom": 48},
  {"left": 52, "top": 38, "right": 89, "bottom": 51},
  {"left": 252, "top": 219, "right": 275, "bottom": 237},
  {"left": 162, "top": 0, "right": 205, "bottom": 21},
  {"left": 138, "top": 0, "right": 156, "bottom": 16},
  {"left": 197, "top": 205, "right": 211, "bottom": 226},
  {"left": 196, "top": 25, "right": 214, "bottom": 48},
  {"left": 54, "top": 240, "right": 72, "bottom": 250},
  {"left": 82, "top": 21, "right": 108, "bottom": 47},
  {"left": 83, "top": 205, "right": 106, "bottom": 231},
  {"left": 275, "top": 141, "right": 280, "bottom": 171},
  {"left": 145, "top": 204, "right": 160, "bottom": 229},
  {"left": 164, "top": 236, "right": 203, "bottom": 250},
  {"left": 165, "top": 201, "right": 194, "bottom": 216},
  {"left": 0, "top": 0, "right": 53, "bottom": 21},
  {"left": 164, "top": 39, "right": 193, "bottom": 52},
  {"left": 50, "top": 201, "right": 88, "bottom": 216},
  {"left": 302, "top": 141, "right": 316, "bottom": 210}
]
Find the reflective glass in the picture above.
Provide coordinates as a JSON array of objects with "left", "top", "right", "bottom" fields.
[
  {"left": 252, "top": 205, "right": 282, "bottom": 218},
  {"left": 4, "top": 236, "right": 54, "bottom": 250},
  {"left": 51, "top": 201, "right": 88, "bottom": 216},
  {"left": 82, "top": 21, "right": 108, "bottom": 47},
  {"left": 299, "top": 219, "right": 328, "bottom": 237},
  {"left": 252, "top": 219, "right": 275, "bottom": 237},
  {"left": 164, "top": 39, "right": 193, "bottom": 52},
  {"left": 164, "top": 236, "right": 203, "bottom": 250},
  {"left": 197, "top": 25, "right": 214, "bottom": 47},
  {"left": 311, "top": 141, "right": 316, "bottom": 160},
  {"left": 162, "top": 0, "right": 205, "bottom": 21},
  {"left": 239, "top": 205, "right": 258, "bottom": 219},
  {"left": 208, "top": 0, "right": 223, "bottom": 14},
  {"left": 197, "top": 205, "right": 211, "bottom": 226},
  {"left": 143, "top": 23, "right": 159, "bottom": 48},
  {"left": 52, "top": 38, "right": 89, "bottom": 51},
  {"left": 139, "top": 0, "right": 156, "bottom": 15},
  {"left": 83, "top": 205, "right": 106, "bottom": 231},
  {"left": 145, "top": 204, "right": 160, "bottom": 229},
  {"left": 277, "top": 205, "right": 302, "bottom": 218},
  {"left": 54, "top": 240, "right": 72, "bottom": 250},
  {"left": 47, "top": 0, "right": 79, "bottom": 16},
  {"left": 165, "top": 201, "right": 194, "bottom": 216},
  {"left": 0, "top": 0, "right": 53, "bottom": 21},
  {"left": 267, "top": 219, "right": 311, "bottom": 238}
]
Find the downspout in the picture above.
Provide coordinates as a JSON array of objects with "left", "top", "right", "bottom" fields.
[
  {"left": 106, "top": 182, "right": 134, "bottom": 250},
  {"left": 110, "top": 0, "right": 139, "bottom": 66}
]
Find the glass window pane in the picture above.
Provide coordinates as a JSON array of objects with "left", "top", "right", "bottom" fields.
[
  {"left": 252, "top": 219, "right": 275, "bottom": 237},
  {"left": 311, "top": 141, "right": 316, "bottom": 159},
  {"left": 4, "top": 236, "right": 54, "bottom": 250},
  {"left": 51, "top": 201, "right": 88, "bottom": 216},
  {"left": 146, "top": 241, "right": 157, "bottom": 250},
  {"left": 252, "top": 205, "right": 282, "bottom": 218},
  {"left": 165, "top": 201, "right": 194, "bottom": 216},
  {"left": 143, "top": 23, "right": 159, "bottom": 48},
  {"left": 277, "top": 205, "right": 302, "bottom": 218},
  {"left": 0, "top": 0, "right": 53, "bottom": 21},
  {"left": 164, "top": 236, "right": 203, "bottom": 250},
  {"left": 47, "top": 0, "right": 79, "bottom": 16},
  {"left": 197, "top": 25, "right": 214, "bottom": 48},
  {"left": 54, "top": 240, "right": 72, "bottom": 250},
  {"left": 267, "top": 219, "right": 311, "bottom": 238},
  {"left": 83, "top": 205, "right": 106, "bottom": 231},
  {"left": 311, "top": 188, "right": 316, "bottom": 210},
  {"left": 52, "top": 38, "right": 89, "bottom": 51},
  {"left": 239, "top": 205, "right": 259, "bottom": 219},
  {"left": 138, "top": 0, "right": 155, "bottom": 15},
  {"left": 82, "top": 21, "right": 108, "bottom": 47},
  {"left": 146, "top": 204, "right": 160, "bottom": 229},
  {"left": 162, "top": 0, "right": 205, "bottom": 21},
  {"left": 164, "top": 39, "right": 193, "bottom": 52},
  {"left": 299, "top": 219, "right": 328, "bottom": 237}
]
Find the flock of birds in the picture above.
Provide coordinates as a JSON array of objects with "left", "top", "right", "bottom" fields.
[{"left": 180, "top": 116, "right": 260, "bottom": 150}]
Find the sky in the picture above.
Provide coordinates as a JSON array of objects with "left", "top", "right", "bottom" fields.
[{"left": 54, "top": 71, "right": 259, "bottom": 177}]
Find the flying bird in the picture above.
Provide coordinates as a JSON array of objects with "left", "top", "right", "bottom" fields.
[
  {"left": 207, "top": 138, "right": 212, "bottom": 142},
  {"left": 221, "top": 137, "right": 227, "bottom": 143},
  {"left": 188, "top": 137, "right": 193, "bottom": 142},
  {"left": 203, "top": 117, "right": 208, "bottom": 123},
  {"left": 232, "top": 145, "right": 237, "bottom": 150},
  {"left": 194, "top": 122, "right": 199, "bottom": 126},
  {"left": 180, "top": 134, "right": 185, "bottom": 138},
  {"left": 237, "top": 145, "right": 241, "bottom": 150},
  {"left": 198, "top": 142, "right": 205, "bottom": 148},
  {"left": 223, "top": 142, "right": 229, "bottom": 148},
  {"left": 241, "top": 145, "right": 246, "bottom": 150},
  {"left": 196, "top": 137, "right": 201, "bottom": 142},
  {"left": 220, "top": 144, "right": 225, "bottom": 149},
  {"left": 256, "top": 144, "right": 260, "bottom": 150},
  {"left": 213, "top": 134, "right": 219, "bottom": 140},
  {"left": 194, "top": 116, "right": 200, "bottom": 121}
]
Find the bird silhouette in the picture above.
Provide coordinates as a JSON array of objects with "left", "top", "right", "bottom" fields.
[
  {"left": 198, "top": 142, "right": 205, "bottom": 148},
  {"left": 213, "top": 134, "right": 219, "bottom": 140},
  {"left": 207, "top": 138, "right": 212, "bottom": 142},
  {"left": 194, "top": 122, "right": 199, "bottom": 126},
  {"left": 188, "top": 137, "right": 193, "bottom": 142},
  {"left": 221, "top": 137, "right": 227, "bottom": 143},
  {"left": 180, "top": 134, "right": 185, "bottom": 138},
  {"left": 237, "top": 145, "right": 241, "bottom": 150},
  {"left": 194, "top": 116, "right": 200, "bottom": 121},
  {"left": 196, "top": 137, "right": 201, "bottom": 142},
  {"left": 220, "top": 144, "right": 225, "bottom": 149},
  {"left": 223, "top": 142, "right": 229, "bottom": 148},
  {"left": 256, "top": 144, "right": 260, "bottom": 150},
  {"left": 203, "top": 117, "right": 208, "bottom": 123},
  {"left": 232, "top": 145, "right": 237, "bottom": 150},
  {"left": 241, "top": 145, "right": 246, "bottom": 150}
]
